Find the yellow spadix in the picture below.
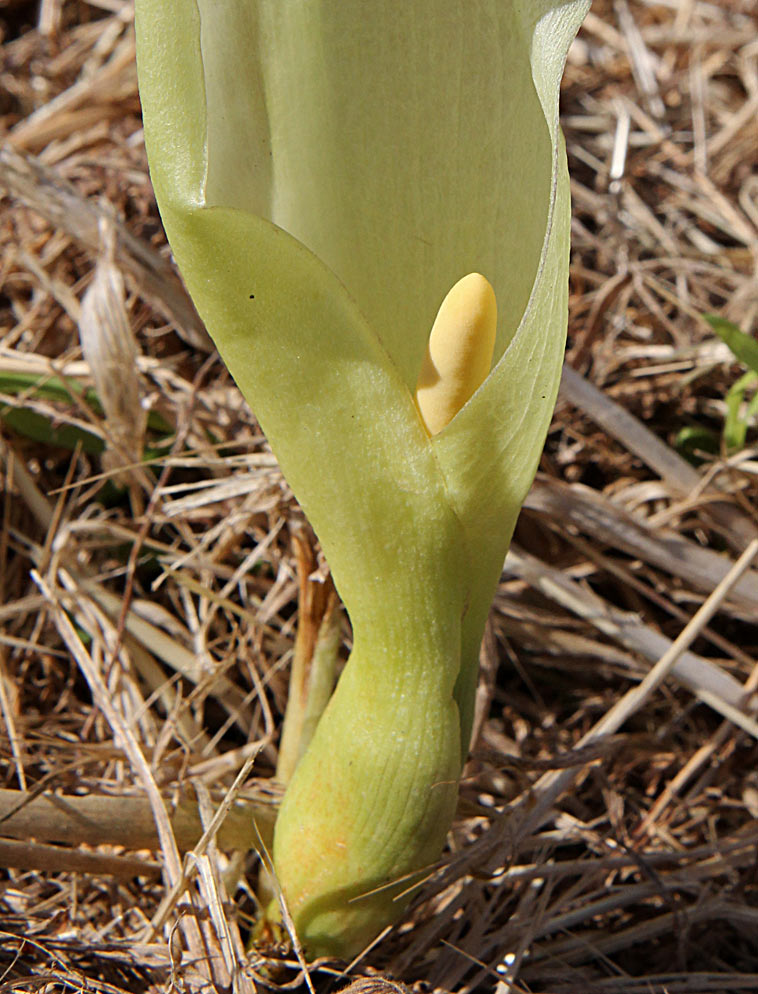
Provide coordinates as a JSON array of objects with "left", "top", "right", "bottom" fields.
[{"left": 415, "top": 274, "right": 497, "bottom": 436}]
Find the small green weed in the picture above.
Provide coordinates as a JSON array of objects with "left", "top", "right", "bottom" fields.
[{"left": 676, "top": 316, "right": 758, "bottom": 462}]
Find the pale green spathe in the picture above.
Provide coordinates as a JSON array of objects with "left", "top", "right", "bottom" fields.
[{"left": 135, "top": 0, "right": 589, "bottom": 959}]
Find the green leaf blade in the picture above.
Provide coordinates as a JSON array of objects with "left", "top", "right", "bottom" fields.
[{"left": 706, "top": 314, "right": 758, "bottom": 375}]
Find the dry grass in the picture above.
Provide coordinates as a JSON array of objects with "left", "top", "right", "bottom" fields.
[{"left": 1, "top": 0, "right": 757, "bottom": 991}]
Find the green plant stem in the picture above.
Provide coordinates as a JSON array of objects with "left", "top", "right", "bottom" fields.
[{"left": 276, "top": 527, "right": 341, "bottom": 785}]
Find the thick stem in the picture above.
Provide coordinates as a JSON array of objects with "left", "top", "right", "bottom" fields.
[
  {"left": 0, "top": 786, "right": 276, "bottom": 851},
  {"left": 270, "top": 611, "right": 463, "bottom": 959}
]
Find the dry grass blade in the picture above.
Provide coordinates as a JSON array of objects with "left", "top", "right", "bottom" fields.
[
  {"left": 31, "top": 570, "right": 183, "bottom": 871},
  {"left": 511, "top": 538, "right": 758, "bottom": 836},
  {"left": 78, "top": 216, "right": 147, "bottom": 490},
  {"left": 0, "top": 143, "right": 210, "bottom": 350},
  {"left": 506, "top": 547, "right": 758, "bottom": 737},
  {"left": 560, "top": 363, "right": 758, "bottom": 550},
  {"left": 526, "top": 474, "right": 758, "bottom": 616},
  {"left": 30, "top": 569, "right": 219, "bottom": 983},
  {"left": 0, "top": 835, "right": 161, "bottom": 878},
  {"left": 70, "top": 571, "right": 257, "bottom": 732},
  {"left": 337, "top": 982, "right": 411, "bottom": 993}
]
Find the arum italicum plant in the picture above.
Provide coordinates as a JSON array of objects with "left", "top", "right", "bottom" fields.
[{"left": 135, "top": 0, "right": 589, "bottom": 960}]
